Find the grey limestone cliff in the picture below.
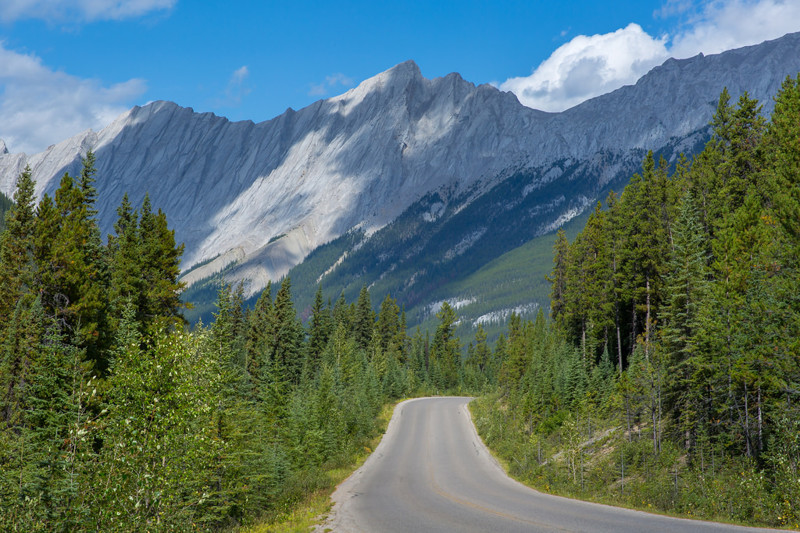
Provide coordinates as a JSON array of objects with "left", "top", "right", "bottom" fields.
[{"left": 1, "top": 32, "right": 799, "bottom": 295}]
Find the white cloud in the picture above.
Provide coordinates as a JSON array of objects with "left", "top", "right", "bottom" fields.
[
  {"left": 215, "top": 65, "right": 251, "bottom": 108},
  {"left": 501, "top": 0, "right": 800, "bottom": 112},
  {"left": 669, "top": 0, "right": 800, "bottom": 57},
  {"left": 500, "top": 24, "right": 668, "bottom": 112},
  {"left": 231, "top": 65, "right": 249, "bottom": 85},
  {"left": 0, "top": 41, "right": 146, "bottom": 154},
  {"left": 308, "top": 72, "right": 354, "bottom": 97},
  {"left": 0, "top": 0, "right": 176, "bottom": 23}
]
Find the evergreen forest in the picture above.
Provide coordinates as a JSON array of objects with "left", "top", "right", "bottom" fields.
[
  {"left": 0, "top": 153, "right": 498, "bottom": 530},
  {"left": 473, "top": 75, "right": 800, "bottom": 529},
  {"left": 1, "top": 74, "right": 799, "bottom": 531}
]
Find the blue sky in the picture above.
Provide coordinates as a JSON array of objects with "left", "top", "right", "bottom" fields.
[{"left": 1, "top": 0, "right": 799, "bottom": 154}]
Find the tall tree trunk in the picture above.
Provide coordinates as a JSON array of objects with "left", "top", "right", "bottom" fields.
[
  {"left": 616, "top": 315, "right": 623, "bottom": 376},
  {"left": 645, "top": 277, "right": 651, "bottom": 362},
  {"left": 744, "top": 381, "right": 751, "bottom": 457},
  {"left": 757, "top": 384, "right": 763, "bottom": 454},
  {"left": 631, "top": 303, "right": 637, "bottom": 359},
  {"left": 581, "top": 321, "right": 587, "bottom": 366}
]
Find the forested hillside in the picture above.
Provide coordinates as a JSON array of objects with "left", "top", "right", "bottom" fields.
[
  {"left": 473, "top": 75, "right": 800, "bottom": 529},
  {"left": 0, "top": 155, "right": 498, "bottom": 530}
]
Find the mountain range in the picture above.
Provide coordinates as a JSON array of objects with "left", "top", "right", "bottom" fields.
[{"left": 2, "top": 32, "right": 800, "bottom": 331}]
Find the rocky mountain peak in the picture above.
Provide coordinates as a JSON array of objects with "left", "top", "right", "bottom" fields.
[{"left": 1, "top": 34, "right": 799, "bottom": 300}]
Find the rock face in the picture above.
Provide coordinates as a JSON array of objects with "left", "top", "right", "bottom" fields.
[{"left": 2, "top": 32, "right": 800, "bottom": 297}]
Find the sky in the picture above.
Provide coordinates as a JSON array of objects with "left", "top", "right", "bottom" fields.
[{"left": 1, "top": 0, "right": 799, "bottom": 154}]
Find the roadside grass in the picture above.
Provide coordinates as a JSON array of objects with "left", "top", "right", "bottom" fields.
[
  {"left": 241, "top": 401, "right": 399, "bottom": 533},
  {"left": 469, "top": 395, "right": 799, "bottom": 531}
]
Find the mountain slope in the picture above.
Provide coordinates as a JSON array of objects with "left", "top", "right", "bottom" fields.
[{"left": 2, "top": 32, "right": 800, "bottom": 326}]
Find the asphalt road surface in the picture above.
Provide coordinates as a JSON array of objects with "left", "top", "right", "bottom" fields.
[{"left": 323, "top": 396, "right": 783, "bottom": 533}]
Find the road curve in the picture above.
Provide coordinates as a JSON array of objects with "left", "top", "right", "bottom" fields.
[{"left": 322, "top": 397, "right": 781, "bottom": 533}]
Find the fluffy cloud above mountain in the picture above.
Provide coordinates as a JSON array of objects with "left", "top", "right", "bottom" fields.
[
  {"left": 500, "top": 24, "right": 668, "bottom": 112},
  {"left": 501, "top": 0, "right": 800, "bottom": 112},
  {"left": 0, "top": 42, "right": 145, "bottom": 154}
]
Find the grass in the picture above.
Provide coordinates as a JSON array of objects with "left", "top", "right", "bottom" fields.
[{"left": 469, "top": 396, "right": 800, "bottom": 531}]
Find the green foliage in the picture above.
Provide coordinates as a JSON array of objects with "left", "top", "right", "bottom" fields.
[
  {"left": 480, "top": 80, "right": 800, "bottom": 529},
  {"left": 428, "top": 302, "right": 461, "bottom": 391},
  {"left": 0, "top": 189, "right": 12, "bottom": 232},
  {"left": 0, "top": 167, "right": 37, "bottom": 329}
]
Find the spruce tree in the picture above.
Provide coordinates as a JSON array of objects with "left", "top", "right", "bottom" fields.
[
  {"left": 107, "top": 193, "right": 142, "bottom": 321},
  {"left": 547, "top": 228, "right": 569, "bottom": 323},
  {"left": 353, "top": 284, "right": 374, "bottom": 351},
  {"left": 429, "top": 302, "right": 460, "bottom": 391},
  {"left": 138, "top": 194, "right": 186, "bottom": 330},
  {"left": 0, "top": 166, "right": 37, "bottom": 327},
  {"left": 245, "top": 281, "right": 273, "bottom": 399},
  {"left": 375, "top": 293, "right": 401, "bottom": 356},
  {"left": 307, "top": 285, "right": 332, "bottom": 367},
  {"left": 272, "top": 277, "right": 303, "bottom": 384},
  {"left": 764, "top": 74, "right": 800, "bottom": 244},
  {"left": 47, "top": 162, "right": 110, "bottom": 371}
]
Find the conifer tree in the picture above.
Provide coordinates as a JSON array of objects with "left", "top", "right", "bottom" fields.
[
  {"left": 353, "top": 284, "right": 374, "bottom": 351},
  {"left": 582, "top": 202, "right": 614, "bottom": 359},
  {"left": 375, "top": 293, "right": 401, "bottom": 356},
  {"left": 0, "top": 166, "right": 37, "bottom": 327},
  {"left": 547, "top": 228, "right": 569, "bottom": 323},
  {"left": 605, "top": 190, "right": 626, "bottom": 372},
  {"left": 32, "top": 193, "right": 59, "bottom": 295},
  {"left": 429, "top": 302, "right": 460, "bottom": 391},
  {"left": 107, "top": 193, "right": 142, "bottom": 319},
  {"left": 659, "top": 192, "right": 709, "bottom": 448},
  {"left": 271, "top": 277, "right": 304, "bottom": 384},
  {"left": 764, "top": 74, "right": 800, "bottom": 244},
  {"left": 47, "top": 160, "right": 110, "bottom": 370},
  {"left": 245, "top": 281, "right": 273, "bottom": 398},
  {"left": 307, "top": 285, "right": 332, "bottom": 367},
  {"left": 138, "top": 194, "right": 186, "bottom": 330},
  {"left": 0, "top": 295, "right": 45, "bottom": 425},
  {"left": 661, "top": 192, "right": 709, "bottom": 362}
]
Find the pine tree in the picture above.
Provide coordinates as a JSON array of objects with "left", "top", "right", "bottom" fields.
[
  {"left": 353, "top": 284, "right": 374, "bottom": 351},
  {"left": 107, "top": 193, "right": 142, "bottom": 321},
  {"left": 375, "top": 293, "right": 401, "bottom": 356},
  {"left": 618, "top": 152, "right": 672, "bottom": 361},
  {"left": 138, "top": 193, "right": 186, "bottom": 331},
  {"left": 605, "top": 190, "right": 627, "bottom": 372},
  {"left": 0, "top": 166, "right": 37, "bottom": 327},
  {"left": 23, "top": 298, "right": 91, "bottom": 529},
  {"left": 245, "top": 281, "right": 273, "bottom": 398},
  {"left": 661, "top": 192, "right": 709, "bottom": 362},
  {"left": 1, "top": 295, "right": 45, "bottom": 426},
  {"left": 659, "top": 192, "right": 710, "bottom": 446},
  {"left": 307, "top": 285, "right": 332, "bottom": 368},
  {"left": 429, "top": 302, "right": 460, "bottom": 391},
  {"left": 547, "top": 228, "right": 569, "bottom": 323},
  {"left": 764, "top": 74, "right": 800, "bottom": 245},
  {"left": 271, "top": 277, "right": 304, "bottom": 384},
  {"left": 47, "top": 162, "right": 110, "bottom": 371},
  {"left": 563, "top": 228, "right": 591, "bottom": 361},
  {"left": 32, "top": 193, "right": 59, "bottom": 297},
  {"left": 582, "top": 202, "right": 614, "bottom": 360}
]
